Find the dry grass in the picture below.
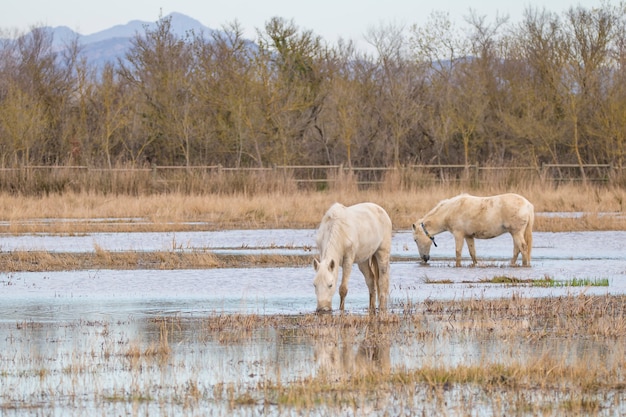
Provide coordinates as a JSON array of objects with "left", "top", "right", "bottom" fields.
[
  {"left": 0, "top": 183, "right": 624, "bottom": 233},
  {"left": 0, "top": 183, "right": 622, "bottom": 271},
  {"left": 420, "top": 295, "right": 626, "bottom": 338},
  {"left": 2, "top": 294, "right": 625, "bottom": 415},
  {"left": 2, "top": 173, "right": 624, "bottom": 414},
  {"left": 0, "top": 251, "right": 313, "bottom": 271},
  {"left": 260, "top": 294, "right": 626, "bottom": 414}
]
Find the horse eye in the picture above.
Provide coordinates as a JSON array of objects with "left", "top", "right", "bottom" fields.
[{"left": 328, "top": 283, "right": 333, "bottom": 289}]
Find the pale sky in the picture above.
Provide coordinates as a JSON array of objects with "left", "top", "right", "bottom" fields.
[{"left": 1, "top": 0, "right": 608, "bottom": 46}]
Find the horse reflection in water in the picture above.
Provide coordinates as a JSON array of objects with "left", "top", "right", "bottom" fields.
[{"left": 313, "top": 322, "right": 391, "bottom": 383}]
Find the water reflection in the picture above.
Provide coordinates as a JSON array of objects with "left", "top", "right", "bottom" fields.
[
  {"left": 2, "top": 308, "right": 625, "bottom": 416},
  {"left": 2, "top": 228, "right": 626, "bottom": 414},
  {"left": 312, "top": 320, "right": 392, "bottom": 381}
]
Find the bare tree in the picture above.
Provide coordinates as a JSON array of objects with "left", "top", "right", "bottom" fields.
[
  {"left": 366, "top": 22, "right": 426, "bottom": 166},
  {"left": 256, "top": 17, "right": 329, "bottom": 166},
  {"left": 119, "top": 15, "right": 195, "bottom": 166},
  {"left": 409, "top": 12, "right": 470, "bottom": 165},
  {"left": 562, "top": 5, "right": 617, "bottom": 178}
]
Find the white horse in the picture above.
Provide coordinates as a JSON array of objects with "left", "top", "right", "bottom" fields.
[
  {"left": 313, "top": 202, "right": 392, "bottom": 313},
  {"left": 412, "top": 193, "right": 534, "bottom": 267}
]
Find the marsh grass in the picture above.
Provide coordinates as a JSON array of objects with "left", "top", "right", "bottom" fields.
[
  {"left": 2, "top": 295, "right": 625, "bottom": 415},
  {"left": 470, "top": 276, "right": 611, "bottom": 287},
  {"left": 425, "top": 275, "right": 610, "bottom": 287},
  {"left": 0, "top": 250, "right": 316, "bottom": 271},
  {"left": 1, "top": 179, "right": 625, "bottom": 414},
  {"left": 537, "top": 277, "right": 610, "bottom": 287},
  {"left": 220, "top": 295, "right": 626, "bottom": 412},
  {"left": 0, "top": 183, "right": 624, "bottom": 233}
]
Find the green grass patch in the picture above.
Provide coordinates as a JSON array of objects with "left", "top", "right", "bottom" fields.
[
  {"left": 534, "top": 277, "right": 610, "bottom": 287},
  {"left": 425, "top": 275, "right": 610, "bottom": 287}
]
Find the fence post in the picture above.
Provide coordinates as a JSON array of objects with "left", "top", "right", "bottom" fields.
[{"left": 474, "top": 163, "right": 480, "bottom": 187}]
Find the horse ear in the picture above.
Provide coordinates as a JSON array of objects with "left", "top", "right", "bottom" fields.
[
  {"left": 412, "top": 223, "right": 417, "bottom": 231},
  {"left": 313, "top": 259, "right": 319, "bottom": 271},
  {"left": 329, "top": 259, "right": 335, "bottom": 271}
]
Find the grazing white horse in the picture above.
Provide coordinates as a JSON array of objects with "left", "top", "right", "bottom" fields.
[
  {"left": 412, "top": 193, "right": 534, "bottom": 267},
  {"left": 313, "top": 202, "right": 392, "bottom": 313}
]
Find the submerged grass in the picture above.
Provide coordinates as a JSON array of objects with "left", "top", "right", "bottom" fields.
[
  {"left": 534, "top": 276, "right": 610, "bottom": 287},
  {"left": 425, "top": 275, "right": 611, "bottom": 287},
  {"left": 1, "top": 294, "right": 625, "bottom": 415},
  {"left": 1, "top": 183, "right": 624, "bottom": 414}
]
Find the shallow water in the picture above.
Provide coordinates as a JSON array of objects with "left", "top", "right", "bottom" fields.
[
  {"left": 1, "top": 228, "right": 625, "bottom": 415},
  {"left": 1, "top": 230, "right": 625, "bottom": 319}
]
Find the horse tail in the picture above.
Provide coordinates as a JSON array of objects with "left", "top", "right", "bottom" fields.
[{"left": 524, "top": 209, "right": 534, "bottom": 261}]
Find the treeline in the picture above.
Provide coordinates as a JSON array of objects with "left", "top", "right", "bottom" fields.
[{"left": 1, "top": 4, "right": 625, "bottom": 172}]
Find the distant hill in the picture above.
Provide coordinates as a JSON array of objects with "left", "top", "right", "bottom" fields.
[{"left": 40, "top": 12, "right": 213, "bottom": 70}]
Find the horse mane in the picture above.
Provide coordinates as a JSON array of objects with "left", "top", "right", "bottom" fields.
[
  {"left": 424, "top": 193, "right": 471, "bottom": 223},
  {"left": 428, "top": 193, "right": 465, "bottom": 215},
  {"left": 319, "top": 203, "right": 351, "bottom": 258}
]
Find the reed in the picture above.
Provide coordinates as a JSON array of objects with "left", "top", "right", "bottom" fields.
[
  {"left": 0, "top": 183, "right": 624, "bottom": 233},
  {"left": 0, "top": 251, "right": 315, "bottom": 272},
  {"left": 2, "top": 295, "right": 625, "bottom": 415}
]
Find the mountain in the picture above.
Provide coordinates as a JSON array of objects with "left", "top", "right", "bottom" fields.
[
  {"left": 81, "top": 12, "right": 210, "bottom": 44},
  {"left": 43, "top": 12, "right": 213, "bottom": 70}
]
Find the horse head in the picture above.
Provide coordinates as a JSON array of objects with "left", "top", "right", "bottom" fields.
[
  {"left": 412, "top": 221, "right": 436, "bottom": 263},
  {"left": 313, "top": 258, "right": 339, "bottom": 312}
]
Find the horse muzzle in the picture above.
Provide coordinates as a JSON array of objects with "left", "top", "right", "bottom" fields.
[
  {"left": 421, "top": 255, "right": 430, "bottom": 263},
  {"left": 316, "top": 305, "right": 332, "bottom": 313}
]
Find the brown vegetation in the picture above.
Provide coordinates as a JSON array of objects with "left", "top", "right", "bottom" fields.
[
  {"left": 0, "top": 180, "right": 623, "bottom": 271},
  {"left": 0, "top": 182, "right": 624, "bottom": 233},
  {"left": 230, "top": 295, "right": 626, "bottom": 414},
  {"left": 0, "top": 251, "right": 313, "bottom": 272},
  {"left": 5, "top": 294, "right": 621, "bottom": 414}
]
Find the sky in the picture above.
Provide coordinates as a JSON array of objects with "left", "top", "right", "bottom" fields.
[{"left": 1, "top": 0, "right": 608, "bottom": 46}]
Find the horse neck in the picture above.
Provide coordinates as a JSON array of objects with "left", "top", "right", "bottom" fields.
[
  {"left": 424, "top": 208, "right": 448, "bottom": 235},
  {"left": 320, "top": 221, "right": 346, "bottom": 262},
  {"left": 321, "top": 240, "right": 343, "bottom": 262},
  {"left": 320, "top": 241, "right": 343, "bottom": 282}
]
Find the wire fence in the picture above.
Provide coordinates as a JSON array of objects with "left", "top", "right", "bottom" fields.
[{"left": 0, "top": 163, "right": 622, "bottom": 194}]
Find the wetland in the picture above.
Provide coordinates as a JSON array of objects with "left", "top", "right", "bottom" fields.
[{"left": 1, "top": 188, "right": 626, "bottom": 416}]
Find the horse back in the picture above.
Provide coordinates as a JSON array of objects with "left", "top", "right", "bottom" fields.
[
  {"left": 500, "top": 193, "right": 534, "bottom": 221},
  {"left": 317, "top": 202, "right": 391, "bottom": 260},
  {"left": 442, "top": 193, "right": 533, "bottom": 237},
  {"left": 494, "top": 194, "right": 534, "bottom": 233},
  {"left": 347, "top": 203, "right": 392, "bottom": 259}
]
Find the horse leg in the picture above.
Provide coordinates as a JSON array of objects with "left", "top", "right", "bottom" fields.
[
  {"left": 339, "top": 261, "right": 353, "bottom": 311},
  {"left": 523, "top": 220, "right": 533, "bottom": 266},
  {"left": 375, "top": 251, "right": 390, "bottom": 312},
  {"left": 521, "top": 244, "right": 530, "bottom": 266},
  {"left": 358, "top": 261, "right": 376, "bottom": 313},
  {"left": 454, "top": 233, "right": 465, "bottom": 267},
  {"left": 465, "top": 237, "right": 477, "bottom": 266},
  {"left": 511, "top": 232, "right": 525, "bottom": 266}
]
